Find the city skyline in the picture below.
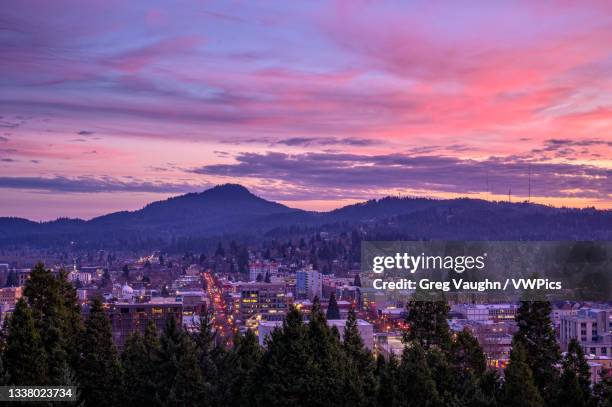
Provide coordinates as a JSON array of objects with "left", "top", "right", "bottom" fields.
[{"left": 1, "top": 0, "right": 612, "bottom": 220}]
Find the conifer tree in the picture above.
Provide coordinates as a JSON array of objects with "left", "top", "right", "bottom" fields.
[
  {"left": 343, "top": 308, "right": 377, "bottom": 407},
  {"left": 397, "top": 343, "right": 442, "bottom": 407},
  {"left": 167, "top": 333, "right": 208, "bottom": 406},
  {"left": 194, "top": 305, "right": 217, "bottom": 384},
  {"left": 22, "top": 264, "right": 83, "bottom": 383},
  {"left": 4, "top": 298, "right": 47, "bottom": 385},
  {"left": 24, "top": 263, "right": 67, "bottom": 383},
  {"left": 405, "top": 298, "right": 452, "bottom": 352},
  {"left": 449, "top": 328, "right": 491, "bottom": 405},
  {"left": 144, "top": 319, "right": 161, "bottom": 361},
  {"left": 58, "top": 269, "right": 84, "bottom": 368},
  {"left": 253, "top": 306, "right": 313, "bottom": 406},
  {"left": 501, "top": 341, "right": 543, "bottom": 407},
  {"left": 558, "top": 338, "right": 592, "bottom": 407},
  {"left": 209, "top": 341, "right": 238, "bottom": 406},
  {"left": 593, "top": 368, "right": 612, "bottom": 407},
  {"left": 78, "top": 298, "right": 123, "bottom": 407},
  {"left": 305, "top": 296, "right": 347, "bottom": 407},
  {"left": 451, "top": 329, "right": 487, "bottom": 378},
  {"left": 228, "top": 329, "right": 261, "bottom": 407},
  {"left": 326, "top": 292, "right": 341, "bottom": 320},
  {"left": 513, "top": 300, "right": 561, "bottom": 401},
  {"left": 158, "top": 314, "right": 209, "bottom": 406},
  {"left": 426, "top": 347, "right": 457, "bottom": 405},
  {"left": 122, "top": 331, "right": 161, "bottom": 406},
  {"left": 0, "top": 354, "right": 9, "bottom": 385},
  {"left": 353, "top": 273, "right": 362, "bottom": 287},
  {"left": 156, "top": 315, "right": 183, "bottom": 401},
  {"left": 376, "top": 355, "right": 399, "bottom": 407}
]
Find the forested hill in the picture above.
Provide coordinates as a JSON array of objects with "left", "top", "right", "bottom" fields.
[{"left": 1, "top": 184, "right": 610, "bottom": 249}]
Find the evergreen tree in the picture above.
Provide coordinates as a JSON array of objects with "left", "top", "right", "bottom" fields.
[
  {"left": 448, "top": 329, "right": 491, "bottom": 407},
  {"left": 376, "top": 355, "right": 399, "bottom": 407},
  {"left": 343, "top": 308, "right": 377, "bottom": 407},
  {"left": 501, "top": 341, "right": 543, "bottom": 407},
  {"left": 209, "top": 341, "right": 238, "bottom": 407},
  {"left": 231, "top": 329, "right": 262, "bottom": 406},
  {"left": 144, "top": 319, "right": 160, "bottom": 353},
  {"left": 167, "top": 333, "right": 209, "bottom": 406},
  {"left": 78, "top": 298, "right": 123, "bottom": 407},
  {"left": 426, "top": 347, "right": 458, "bottom": 405},
  {"left": 215, "top": 242, "right": 225, "bottom": 257},
  {"left": 157, "top": 315, "right": 209, "bottom": 406},
  {"left": 0, "top": 353, "right": 9, "bottom": 385},
  {"left": 22, "top": 264, "right": 83, "bottom": 383},
  {"left": 194, "top": 305, "right": 217, "bottom": 384},
  {"left": 593, "top": 368, "right": 612, "bottom": 407},
  {"left": 304, "top": 296, "right": 347, "bottom": 406},
  {"left": 558, "top": 338, "right": 592, "bottom": 407},
  {"left": 24, "top": 263, "right": 68, "bottom": 384},
  {"left": 122, "top": 331, "right": 161, "bottom": 407},
  {"left": 253, "top": 306, "right": 313, "bottom": 406},
  {"left": 326, "top": 293, "right": 341, "bottom": 320},
  {"left": 122, "top": 264, "right": 130, "bottom": 281},
  {"left": 397, "top": 343, "right": 441, "bottom": 407},
  {"left": 353, "top": 273, "right": 362, "bottom": 287},
  {"left": 156, "top": 315, "right": 183, "bottom": 400},
  {"left": 58, "top": 269, "right": 84, "bottom": 369},
  {"left": 405, "top": 298, "right": 452, "bottom": 352},
  {"left": 480, "top": 369, "right": 503, "bottom": 407},
  {"left": 451, "top": 329, "right": 487, "bottom": 378},
  {"left": 513, "top": 300, "right": 561, "bottom": 401},
  {"left": 4, "top": 298, "right": 47, "bottom": 385}
]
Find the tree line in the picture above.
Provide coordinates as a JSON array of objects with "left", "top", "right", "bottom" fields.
[{"left": 1, "top": 263, "right": 611, "bottom": 406}]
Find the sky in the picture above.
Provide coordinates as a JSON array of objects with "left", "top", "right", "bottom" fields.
[{"left": 1, "top": 0, "right": 611, "bottom": 220}]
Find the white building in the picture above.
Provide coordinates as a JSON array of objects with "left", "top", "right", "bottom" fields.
[
  {"left": 68, "top": 271, "right": 92, "bottom": 285},
  {"left": 296, "top": 268, "right": 322, "bottom": 300},
  {"left": 453, "top": 304, "right": 518, "bottom": 322},
  {"left": 560, "top": 309, "right": 612, "bottom": 356}
]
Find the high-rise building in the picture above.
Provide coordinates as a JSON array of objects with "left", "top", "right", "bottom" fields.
[
  {"left": 238, "top": 282, "right": 290, "bottom": 322},
  {"left": 296, "top": 268, "right": 322, "bottom": 300}
]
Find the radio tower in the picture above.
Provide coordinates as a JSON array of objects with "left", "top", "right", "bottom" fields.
[{"left": 528, "top": 164, "right": 531, "bottom": 203}]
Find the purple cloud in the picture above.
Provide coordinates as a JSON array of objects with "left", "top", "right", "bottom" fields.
[
  {"left": 0, "top": 176, "right": 207, "bottom": 194},
  {"left": 191, "top": 151, "right": 612, "bottom": 200}
]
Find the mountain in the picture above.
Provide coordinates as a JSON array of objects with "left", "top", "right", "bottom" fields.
[
  {"left": 88, "top": 183, "right": 299, "bottom": 231},
  {"left": 1, "top": 183, "right": 611, "bottom": 249}
]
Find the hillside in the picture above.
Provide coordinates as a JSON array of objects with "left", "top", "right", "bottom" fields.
[{"left": 1, "top": 184, "right": 610, "bottom": 249}]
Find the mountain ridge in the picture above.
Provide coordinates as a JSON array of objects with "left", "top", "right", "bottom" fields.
[{"left": 1, "top": 183, "right": 611, "bottom": 247}]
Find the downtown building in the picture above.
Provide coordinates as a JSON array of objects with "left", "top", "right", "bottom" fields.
[
  {"left": 95, "top": 297, "right": 183, "bottom": 349},
  {"left": 560, "top": 308, "right": 612, "bottom": 357},
  {"left": 295, "top": 267, "right": 322, "bottom": 300},
  {"left": 238, "top": 282, "right": 291, "bottom": 323}
]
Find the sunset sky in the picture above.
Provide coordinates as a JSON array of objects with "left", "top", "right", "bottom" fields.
[{"left": 1, "top": 0, "right": 611, "bottom": 220}]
